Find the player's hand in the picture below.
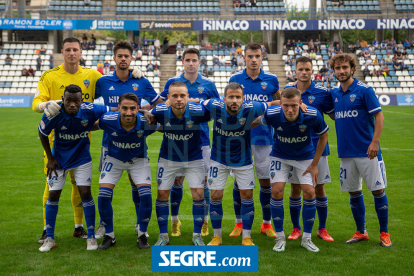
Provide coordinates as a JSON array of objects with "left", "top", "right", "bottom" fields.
[
  {"left": 46, "top": 157, "right": 61, "bottom": 179},
  {"left": 129, "top": 66, "right": 144, "bottom": 79},
  {"left": 139, "top": 109, "right": 156, "bottom": 125},
  {"left": 303, "top": 164, "right": 318, "bottom": 187},
  {"left": 287, "top": 81, "right": 297, "bottom": 86},
  {"left": 299, "top": 103, "right": 308, "bottom": 113},
  {"left": 165, "top": 99, "right": 171, "bottom": 107},
  {"left": 367, "top": 142, "right": 379, "bottom": 159},
  {"left": 38, "top": 100, "right": 62, "bottom": 117}
]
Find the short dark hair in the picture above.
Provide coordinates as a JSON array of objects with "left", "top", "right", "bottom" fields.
[
  {"left": 183, "top": 48, "right": 200, "bottom": 60},
  {"left": 62, "top": 37, "right": 81, "bottom": 48},
  {"left": 281, "top": 87, "right": 301, "bottom": 99},
  {"left": 244, "top": 43, "right": 262, "bottom": 52},
  {"left": 113, "top": 41, "right": 134, "bottom": 55},
  {"left": 64, "top": 84, "right": 82, "bottom": 94},
  {"left": 119, "top": 93, "right": 139, "bottom": 104},
  {"left": 296, "top": 56, "right": 313, "bottom": 66},
  {"left": 329, "top": 53, "right": 356, "bottom": 71},
  {"left": 169, "top": 81, "right": 188, "bottom": 91},
  {"left": 224, "top": 82, "right": 244, "bottom": 96}
]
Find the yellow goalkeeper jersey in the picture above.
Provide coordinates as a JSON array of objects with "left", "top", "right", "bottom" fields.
[{"left": 32, "top": 64, "right": 102, "bottom": 112}]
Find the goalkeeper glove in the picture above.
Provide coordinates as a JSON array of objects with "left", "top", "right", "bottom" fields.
[
  {"left": 37, "top": 100, "right": 62, "bottom": 118},
  {"left": 130, "top": 66, "right": 144, "bottom": 79}
]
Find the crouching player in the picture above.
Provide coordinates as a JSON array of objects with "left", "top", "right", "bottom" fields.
[
  {"left": 96, "top": 93, "right": 156, "bottom": 250},
  {"left": 261, "top": 87, "right": 329, "bottom": 253},
  {"left": 38, "top": 85, "right": 111, "bottom": 252}
]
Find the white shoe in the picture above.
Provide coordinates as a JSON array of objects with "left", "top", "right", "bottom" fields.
[
  {"left": 135, "top": 224, "right": 149, "bottom": 237},
  {"left": 301, "top": 238, "right": 320, "bottom": 252},
  {"left": 39, "top": 237, "right": 55, "bottom": 252},
  {"left": 95, "top": 224, "right": 105, "bottom": 239},
  {"left": 273, "top": 236, "right": 286, "bottom": 252},
  {"left": 87, "top": 238, "right": 98, "bottom": 250}
]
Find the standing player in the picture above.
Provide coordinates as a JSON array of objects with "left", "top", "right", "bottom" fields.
[
  {"left": 33, "top": 37, "right": 102, "bottom": 243},
  {"left": 329, "top": 54, "right": 391, "bottom": 247},
  {"left": 95, "top": 93, "right": 156, "bottom": 250},
  {"left": 204, "top": 83, "right": 280, "bottom": 246},
  {"left": 94, "top": 41, "right": 163, "bottom": 238},
  {"left": 262, "top": 87, "right": 329, "bottom": 253},
  {"left": 228, "top": 43, "right": 279, "bottom": 238},
  {"left": 158, "top": 48, "right": 219, "bottom": 237},
  {"left": 284, "top": 57, "right": 335, "bottom": 242},
  {"left": 38, "top": 85, "right": 111, "bottom": 252},
  {"left": 147, "top": 81, "right": 211, "bottom": 246}
]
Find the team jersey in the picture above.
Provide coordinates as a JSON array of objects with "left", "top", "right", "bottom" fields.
[
  {"left": 229, "top": 69, "right": 279, "bottom": 145},
  {"left": 284, "top": 81, "right": 334, "bottom": 156},
  {"left": 32, "top": 64, "right": 101, "bottom": 111},
  {"left": 204, "top": 99, "right": 267, "bottom": 167},
  {"left": 97, "top": 112, "right": 156, "bottom": 162},
  {"left": 95, "top": 71, "right": 160, "bottom": 147},
  {"left": 38, "top": 103, "right": 110, "bottom": 170},
  {"left": 160, "top": 73, "right": 219, "bottom": 147},
  {"left": 262, "top": 106, "right": 329, "bottom": 160},
  {"left": 330, "top": 78, "right": 382, "bottom": 159},
  {"left": 152, "top": 102, "right": 211, "bottom": 162}
]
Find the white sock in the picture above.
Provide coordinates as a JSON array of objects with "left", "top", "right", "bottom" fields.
[
  {"left": 106, "top": 232, "right": 115, "bottom": 238},
  {"left": 242, "top": 229, "right": 251, "bottom": 239},
  {"left": 138, "top": 230, "right": 144, "bottom": 237},
  {"left": 44, "top": 226, "right": 47, "bottom": 230},
  {"left": 263, "top": 220, "right": 271, "bottom": 225},
  {"left": 204, "top": 215, "right": 209, "bottom": 223},
  {"left": 235, "top": 218, "right": 242, "bottom": 224},
  {"left": 213, "top": 228, "right": 222, "bottom": 238},
  {"left": 171, "top": 216, "right": 179, "bottom": 222},
  {"left": 303, "top": 232, "right": 311, "bottom": 240},
  {"left": 276, "top": 231, "right": 285, "bottom": 238},
  {"left": 75, "top": 224, "right": 83, "bottom": 228}
]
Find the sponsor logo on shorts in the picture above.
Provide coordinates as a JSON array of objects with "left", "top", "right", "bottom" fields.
[
  {"left": 270, "top": 172, "right": 275, "bottom": 179},
  {"left": 83, "top": 79, "right": 90, "bottom": 88},
  {"left": 249, "top": 181, "right": 254, "bottom": 186},
  {"left": 86, "top": 177, "right": 92, "bottom": 182},
  {"left": 208, "top": 178, "right": 213, "bottom": 184},
  {"left": 375, "top": 181, "right": 381, "bottom": 186},
  {"left": 239, "top": 118, "right": 246, "bottom": 126},
  {"left": 350, "top": 94, "right": 356, "bottom": 102},
  {"left": 288, "top": 172, "right": 292, "bottom": 178},
  {"left": 146, "top": 177, "right": 151, "bottom": 181},
  {"left": 324, "top": 175, "right": 330, "bottom": 180},
  {"left": 261, "top": 82, "right": 268, "bottom": 90},
  {"left": 48, "top": 176, "right": 58, "bottom": 187},
  {"left": 81, "top": 119, "right": 89, "bottom": 127},
  {"left": 132, "top": 83, "right": 139, "bottom": 91},
  {"left": 157, "top": 178, "right": 162, "bottom": 185},
  {"left": 187, "top": 120, "right": 194, "bottom": 128},
  {"left": 100, "top": 173, "right": 106, "bottom": 179},
  {"left": 137, "top": 130, "right": 144, "bottom": 138},
  {"left": 308, "top": 95, "right": 315, "bottom": 104},
  {"left": 299, "top": 124, "right": 307, "bottom": 133}
]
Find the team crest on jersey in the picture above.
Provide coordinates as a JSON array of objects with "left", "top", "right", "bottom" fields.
[
  {"left": 100, "top": 173, "right": 106, "bottom": 179},
  {"left": 83, "top": 79, "right": 90, "bottom": 88},
  {"left": 208, "top": 178, "right": 213, "bottom": 185},
  {"left": 350, "top": 94, "right": 356, "bottom": 102},
  {"left": 198, "top": 86, "right": 204, "bottom": 94},
  {"left": 132, "top": 83, "right": 139, "bottom": 91},
  {"left": 81, "top": 119, "right": 89, "bottom": 127},
  {"left": 299, "top": 124, "right": 307, "bottom": 133},
  {"left": 239, "top": 118, "right": 246, "bottom": 125},
  {"left": 261, "top": 82, "right": 267, "bottom": 90},
  {"left": 308, "top": 95, "right": 315, "bottom": 104},
  {"left": 187, "top": 120, "right": 194, "bottom": 128},
  {"left": 137, "top": 130, "right": 144, "bottom": 138},
  {"left": 270, "top": 172, "right": 275, "bottom": 179}
]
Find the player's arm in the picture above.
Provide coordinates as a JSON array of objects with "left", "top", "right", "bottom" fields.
[
  {"left": 327, "top": 113, "right": 335, "bottom": 120},
  {"left": 32, "top": 74, "right": 62, "bottom": 117},
  {"left": 139, "top": 109, "right": 157, "bottom": 125},
  {"left": 39, "top": 131, "right": 61, "bottom": 179},
  {"left": 367, "top": 111, "right": 384, "bottom": 159},
  {"left": 250, "top": 116, "right": 262, "bottom": 129}
]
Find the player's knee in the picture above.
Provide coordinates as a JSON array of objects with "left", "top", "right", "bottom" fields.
[
  {"left": 77, "top": 186, "right": 92, "bottom": 200},
  {"left": 210, "top": 192, "right": 223, "bottom": 201},
  {"left": 372, "top": 189, "right": 384, "bottom": 195},
  {"left": 290, "top": 184, "right": 302, "bottom": 198},
  {"left": 301, "top": 186, "right": 315, "bottom": 200},
  {"left": 315, "top": 184, "right": 326, "bottom": 198},
  {"left": 157, "top": 190, "right": 170, "bottom": 201},
  {"left": 239, "top": 189, "right": 253, "bottom": 200},
  {"left": 48, "top": 190, "right": 61, "bottom": 201},
  {"left": 349, "top": 190, "right": 362, "bottom": 195}
]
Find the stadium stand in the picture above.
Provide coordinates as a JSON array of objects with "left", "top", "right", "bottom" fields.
[
  {"left": 47, "top": 1, "right": 102, "bottom": 14},
  {"left": 234, "top": 0, "right": 287, "bottom": 16},
  {"left": 394, "top": 0, "right": 414, "bottom": 12},
  {"left": 326, "top": 0, "right": 381, "bottom": 13}
]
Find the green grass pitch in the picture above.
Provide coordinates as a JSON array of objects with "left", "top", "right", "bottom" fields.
[{"left": 0, "top": 106, "right": 413, "bottom": 275}]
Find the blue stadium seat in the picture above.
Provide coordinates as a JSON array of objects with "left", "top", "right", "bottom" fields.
[{"left": 394, "top": 82, "right": 400, "bottom": 87}]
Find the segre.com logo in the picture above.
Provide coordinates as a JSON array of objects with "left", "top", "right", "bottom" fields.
[{"left": 151, "top": 246, "right": 258, "bottom": 272}]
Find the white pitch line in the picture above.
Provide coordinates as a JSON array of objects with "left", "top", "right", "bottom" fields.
[
  {"left": 383, "top": 110, "right": 414, "bottom": 116},
  {"left": 329, "top": 145, "right": 414, "bottom": 151}
]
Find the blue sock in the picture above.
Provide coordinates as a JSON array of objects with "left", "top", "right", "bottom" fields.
[
  {"left": 241, "top": 199, "right": 254, "bottom": 230},
  {"left": 260, "top": 186, "right": 272, "bottom": 223},
  {"left": 233, "top": 182, "right": 242, "bottom": 222},
  {"left": 316, "top": 196, "right": 328, "bottom": 230},
  {"left": 373, "top": 191, "right": 389, "bottom": 233},
  {"left": 98, "top": 187, "right": 114, "bottom": 234},
  {"left": 138, "top": 186, "right": 152, "bottom": 233},
  {"left": 289, "top": 196, "right": 302, "bottom": 230},
  {"left": 270, "top": 197, "right": 284, "bottom": 232},
  {"left": 99, "top": 189, "right": 113, "bottom": 225},
  {"left": 204, "top": 184, "right": 210, "bottom": 221},
  {"left": 303, "top": 198, "right": 316, "bottom": 234},
  {"left": 350, "top": 192, "right": 366, "bottom": 233},
  {"left": 156, "top": 200, "right": 169, "bottom": 234},
  {"left": 210, "top": 199, "right": 223, "bottom": 230},
  {"left": 193, "top": 199, "right": 205, "bottom": 233},
  {"left": 170, "top": 184, "right": 183, "bottom": 217},
  {"left": 131, "top": 184, "right": 140, "bottom": 226},
  {"left": 82, "top": 197, "right": 96, "bottom": 238},
  {"left": 45, "top": 199, "right": 59, "bottom": 239}
]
